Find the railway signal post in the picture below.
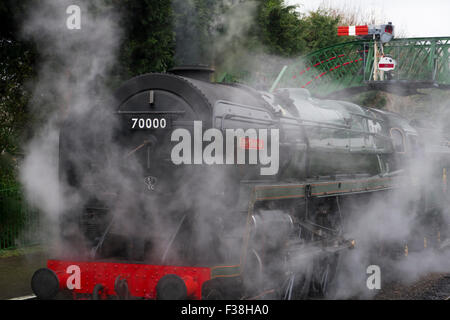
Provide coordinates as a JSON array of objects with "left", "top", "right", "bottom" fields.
[{"left": 338, "top": 22, "right": 395, "bottom": 81}]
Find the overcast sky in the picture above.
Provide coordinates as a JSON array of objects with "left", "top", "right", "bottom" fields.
[{"left": 285, "top": 0, "right": 450, "bottom": 38}]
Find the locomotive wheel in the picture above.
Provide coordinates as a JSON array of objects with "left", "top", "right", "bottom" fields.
[
  {"left": 241, "top": 249, "right": 264, "bottom": 296},
  {"left": 31, "top": 268, "right": 60, "bottom": 300},
  {"left": 201, "top": 280, "right": 225, "bottom": 300},
  {"left": 202, "top": 277, "right": 243, "bottom": 300},
  {"left": 156, "top": 274, "right": 188, "bottom": 300},
  {"left": 311, "top": 254, "right": 340, "bottom": 296},
  {"left": 92, "top": 284, "right": 106, "bottom": 300},
  {"left": 292, "top": 264, "right": 313, "bottom": 299},
  {"left": 283, "top": 263, "right": 313, "bottom": 300},
  {"left": 114, "top": 276, "right": 130, "bottom": 300}
]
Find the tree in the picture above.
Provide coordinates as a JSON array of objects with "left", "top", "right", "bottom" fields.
[
  {"left": 0, "top": 0, "right": 36, "bottom": 180},
  {"left": 210, "top": 1, "right": 354, "bottom": 85},
  {"left": 301, "top": 8, "right": 349, "bottom": 53},
  {"left": 172, "top": 0, "right": 232, "bottom": 66},
  {"left": 254, "top": 0, "right": 306, "bottom": 57},
  {"left": 110, "top": 0, "right": 175, "bottom": 80}
]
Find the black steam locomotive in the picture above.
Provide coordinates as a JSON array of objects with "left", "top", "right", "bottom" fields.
[{"left": 31, "top": 66, "right": 450, "bottom": 300}]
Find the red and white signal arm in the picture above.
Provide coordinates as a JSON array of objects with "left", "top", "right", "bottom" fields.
[
  {"left": 378, "top": 56, "right": 396, "bottom": 71},
  {"left": 338, "top": 22, "right": 394, "bottom": 43}
]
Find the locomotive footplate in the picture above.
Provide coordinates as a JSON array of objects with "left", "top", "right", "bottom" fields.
[{"left": 31, "top": 260, "right": 240, "bottom": 300}]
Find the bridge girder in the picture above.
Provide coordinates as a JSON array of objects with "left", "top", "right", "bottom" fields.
[{"left": 277, "top": 37, "right": 450, "bottom": 98}]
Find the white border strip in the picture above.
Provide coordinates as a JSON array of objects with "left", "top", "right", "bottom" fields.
[{"left": 8, "top": 294, "right": 36, "bottom": 300}]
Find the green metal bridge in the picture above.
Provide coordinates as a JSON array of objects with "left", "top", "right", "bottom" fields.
[{"left": 221, "top": 37, "right": 450, "bottom": 98}]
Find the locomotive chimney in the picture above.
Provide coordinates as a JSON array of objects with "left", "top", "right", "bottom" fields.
[{"left": 168, "top": 65, "right": 215, "bottom": 82}]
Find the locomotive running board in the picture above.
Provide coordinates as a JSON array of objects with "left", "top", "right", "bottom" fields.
[{"left": 249, "top": 175, "right": 399, "bottom": 202}]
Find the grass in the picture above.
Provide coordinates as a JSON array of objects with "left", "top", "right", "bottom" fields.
[{"left": 0, "top": 244, "right": 46, "bottom": 259}]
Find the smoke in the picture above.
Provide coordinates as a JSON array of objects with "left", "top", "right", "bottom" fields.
[
  {"left": 171, "top": 0, "right": 259, "bottom": 67},
  {"left": 327, "top": 95, "right": 450, "bottom": 299},
  {"left": 18, "top": 0, "right": 243, "bottom": 264},
  {"left": 19, "top": 0, "right": 123, "bottom": 255}
]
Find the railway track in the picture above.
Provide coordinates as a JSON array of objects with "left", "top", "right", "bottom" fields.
[
  {"left": 375, "top": 273, "right": 450, "bottom": 300},
  {"left": 8, "top": 274, "right": 450, "bottom": 300}
]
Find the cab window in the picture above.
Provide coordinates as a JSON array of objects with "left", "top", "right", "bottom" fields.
[{"left": 390, "top": 128, "right": 405, "bottom": 153}]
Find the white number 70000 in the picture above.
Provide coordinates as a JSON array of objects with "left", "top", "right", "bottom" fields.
[{"left": 131, "top": 118, "right": 167, "bottom": 129}]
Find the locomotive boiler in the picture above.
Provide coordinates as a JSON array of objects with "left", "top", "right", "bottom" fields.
[{"left": 31, "top": 66, "right": 450, "bottom": 300}]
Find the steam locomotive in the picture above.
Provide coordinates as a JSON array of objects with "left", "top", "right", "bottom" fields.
[{"left": 31, "top": 66, "right": 450, "bottom": 300}]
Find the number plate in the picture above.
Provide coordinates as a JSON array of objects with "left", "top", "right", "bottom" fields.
[{"left": 129, "top": 117, "right": 171, "bottom": 130}]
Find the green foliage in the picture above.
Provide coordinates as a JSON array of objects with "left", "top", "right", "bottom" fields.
[
  {"left": 172, "top": 0, "right": 230, "bottom": 65},
  {"left": 0, "top": 1, "right": 37, "bottom": 180},
  {"left": 211, "top": 1, "right": 355, "bottom": 83},
  {"left": 255, "top": 0, "right": 306, "bottom": 57},
  {"left": 0, "top": 41, "right": 35, "bottom": 153},
  {"left": 110, "top": 0, "right": 175, "bottom": 80},
  {"left": 352, "top": 91, "right": 387, "bottom": 109},
  {"left": 0, "top": 1, "right": 30, "bottom": 41},
  {"left": 301, "top": 9, "right": 349, "bottom": 53},
  {"left": 231, "top": 1, "right": 350, "bottom": 58}
]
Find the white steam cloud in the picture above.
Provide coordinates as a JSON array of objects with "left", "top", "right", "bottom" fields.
[{"left": 19, "top": 0, "right": 123, "bottom": 254}]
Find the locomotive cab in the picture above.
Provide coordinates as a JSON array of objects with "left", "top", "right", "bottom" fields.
[{"left": 369, "top": 108, "right": 421, "bottom": 172}]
